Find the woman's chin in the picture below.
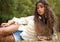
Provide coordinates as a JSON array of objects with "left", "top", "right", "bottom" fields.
[{"left": 39, "top": 14, "right": 44, "bottom": 16}]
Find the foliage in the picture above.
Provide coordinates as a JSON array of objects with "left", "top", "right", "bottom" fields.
[{"left": 0, "top": 0, "right": 36, "bottom": 24}]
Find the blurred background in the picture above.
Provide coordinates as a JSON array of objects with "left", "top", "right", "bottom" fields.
[{"left": 0, "top": 0, "right": 60, "bottom": 31}]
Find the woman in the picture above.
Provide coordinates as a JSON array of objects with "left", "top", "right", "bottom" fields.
[{"left": 0, "top": 0, "right": 58, "bottom": 42}]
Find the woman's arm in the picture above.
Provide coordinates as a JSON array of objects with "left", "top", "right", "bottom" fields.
[
  {"left": 11, "top": 17, "right": 28, "bottom": 25},
  {"left": 4, "top": 16, "right": 31, "bottom": 26},
  {"left": 1, "top": 20, "right": 15, "bottom": 27}
]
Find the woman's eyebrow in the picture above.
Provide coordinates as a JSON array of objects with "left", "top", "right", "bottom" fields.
[{"left": 37, "top": 5, "right": 44, "bottom": 8}]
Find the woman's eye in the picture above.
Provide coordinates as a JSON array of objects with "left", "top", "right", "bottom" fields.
[{"left": 41, "top": 6, "right": 44, "bottom": 8}]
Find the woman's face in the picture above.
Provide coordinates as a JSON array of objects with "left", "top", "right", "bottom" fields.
[{"left": 37, "top": 2, "right": 45, "bottom": 15}]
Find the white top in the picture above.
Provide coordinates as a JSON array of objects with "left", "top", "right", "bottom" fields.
[{"left": 11, "top": 16, "right": 57, "bottom": 40}]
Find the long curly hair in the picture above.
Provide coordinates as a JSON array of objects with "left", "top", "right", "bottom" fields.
[{"left": 34, "top": 0, "right": 58, "bottom": 39}]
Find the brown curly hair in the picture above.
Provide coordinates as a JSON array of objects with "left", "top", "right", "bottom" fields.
[{"left": 34, "top": 0, "right": 58, "bottom": 40}]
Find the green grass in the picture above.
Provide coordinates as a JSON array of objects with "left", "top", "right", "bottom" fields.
[{"left": 16, "top": 32, "right": 60, "bottom": 42}]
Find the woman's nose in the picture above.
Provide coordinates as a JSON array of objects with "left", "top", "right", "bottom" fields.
[{"left": 38, "top": 8, "right": 41, "bottom": 11}]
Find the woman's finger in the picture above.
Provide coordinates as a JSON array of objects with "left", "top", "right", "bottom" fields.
[{"left": 1, "top": 23, "right": 7, "bottom": 27}]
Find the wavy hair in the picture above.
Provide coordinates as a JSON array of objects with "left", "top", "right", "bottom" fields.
[{"left": 34, "top": 0, "right": 58, "bottom": 40}]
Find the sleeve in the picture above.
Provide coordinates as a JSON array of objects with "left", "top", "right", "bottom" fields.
[
  {"left": 11, "top": 17, "right": 28, "bottom": 25},
  {"left": 52, "top": 27, "right": 58, "bottom": 40},
  {"left": 18, "top": 25, "right": 27, "bottom": 31},
  {"left": 52, "top": 14, "right": 58, "bottom": 40},
  {"left": 52, "top": 23, "right": 58, "bottom": 40}
]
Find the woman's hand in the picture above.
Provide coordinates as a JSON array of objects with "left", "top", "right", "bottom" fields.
[
  {"left": 1, "top": 20, "right": 15, "bottom": 27},
  {"left": 1, "top": 23, "right": 10, "bottom": 27},
  {"left": 37, "top": 36, "right": 52, "bottom": 41}
]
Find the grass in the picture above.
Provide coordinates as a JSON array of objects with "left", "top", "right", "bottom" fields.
[{"left": 16, "top": 32, "right": 60, "bottom": 42}]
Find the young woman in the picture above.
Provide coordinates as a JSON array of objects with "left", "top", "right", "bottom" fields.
[{"left": 0, "top": 0, "right": 58, "bottom": 42}]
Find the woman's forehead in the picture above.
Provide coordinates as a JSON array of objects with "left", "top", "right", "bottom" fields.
[{"left": 37, "top": 3, "right": 45, "bottom": 7}]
